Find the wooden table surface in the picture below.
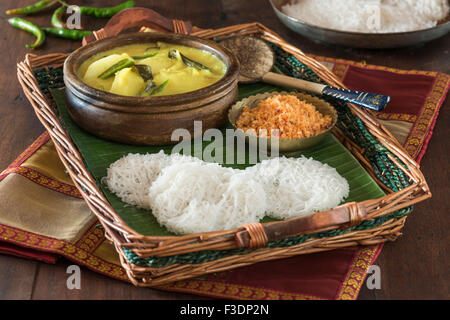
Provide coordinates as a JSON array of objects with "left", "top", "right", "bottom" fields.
[{"left": 0, "top": 0, "right": 448, "bottom": 300}]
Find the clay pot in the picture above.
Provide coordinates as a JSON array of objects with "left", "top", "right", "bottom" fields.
[{"left": 64, "top": 32, "right": 240, "bottom": 145}]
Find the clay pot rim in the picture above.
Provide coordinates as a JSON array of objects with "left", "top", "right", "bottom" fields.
[{"left": 63, "top": 32, "right": 240, "bottom": 113}]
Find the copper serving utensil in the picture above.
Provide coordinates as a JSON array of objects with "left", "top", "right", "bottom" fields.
[{"left": 220, "top": 36, "right": 390, "bottom": 111}]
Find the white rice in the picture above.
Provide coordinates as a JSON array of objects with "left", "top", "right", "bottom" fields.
[
  {"left": 105, "top": 152, "right": 349, "bottom": 234},
  {"left": 281, "top": 0, "right": 449, "bottom": 33}
]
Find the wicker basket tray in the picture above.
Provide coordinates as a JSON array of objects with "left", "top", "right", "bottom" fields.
[{"left": 16, "top": 19, "right": 431, "bottom": 286}]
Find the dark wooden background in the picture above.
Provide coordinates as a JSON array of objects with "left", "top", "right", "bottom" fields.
[{"left": 0, "top": 0, "right": 448, "bottom": 300}]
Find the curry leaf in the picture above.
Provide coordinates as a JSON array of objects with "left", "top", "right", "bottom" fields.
[
  {"left": 168, "top": 49, "right": 209, "bottom": 70},
  {"left": 140, "top": 80, "right": 156, "bottom": 96},
  {"left": 134, "top": 64, "right": 153, "bottom": 81}
]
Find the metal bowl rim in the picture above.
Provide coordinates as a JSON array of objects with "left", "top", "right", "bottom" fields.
[
  {"left": 228, "top": 91, "right": 338, "bottom": 151},
  {"left": 269, "top": 0, "right": 450, "bottom": 37}
]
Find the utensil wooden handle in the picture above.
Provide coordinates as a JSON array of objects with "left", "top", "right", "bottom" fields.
[
  {"left": 82, "top": 7, "right": 192, "bottom": 45},
  {"left": 262, "top": 71, "right": 325, "bottom": 94},
  {"left": 262, "top": 72, "right": 390, "bottom": 111},
  {"left": 235, "top": 202, "right": 367, "bottom": 249}
]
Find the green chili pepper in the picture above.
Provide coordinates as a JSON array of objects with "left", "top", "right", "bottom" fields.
[
  {"left": 149, "top": 79, "right": 169, "bottom": 96},
  {"left": 6, "top": 0, "right": 57, "bottom": 15},
  {"left": 51, "top": 6, "right": 66, "bottom": 28},
  {"left": 8, "top": 17, "right": 46, "bottom": 49},
  {"left": 42, "top": 27, "right": 92, "bottom": 40},
  {"left": 131, "top": 52, "right": 158, "bottom": 60},
  {"left": 98, "top": 58, "right": 135, "bottom": 79},
  {"left": 79, "top": 0, "right": 136, "bottom": 19}
]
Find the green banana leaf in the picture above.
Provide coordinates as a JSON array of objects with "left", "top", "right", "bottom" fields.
[{"left": 50, "top": 85, "right": 384, "bottom": 236}]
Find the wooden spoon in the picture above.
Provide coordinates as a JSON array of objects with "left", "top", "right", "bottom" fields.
[{"left": 219, "top": 36, "right": 390, "bottom": 111}]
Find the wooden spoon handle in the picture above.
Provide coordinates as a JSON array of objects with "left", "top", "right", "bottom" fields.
[
  {"left": 262, "top": 71, "right": 326, "bottom": 94},
  {"left": 262, "top": 72, "right": 390, "bottom": 111},
  {"left": 82, "top": 7, "right": 193, "bottom": 45}
]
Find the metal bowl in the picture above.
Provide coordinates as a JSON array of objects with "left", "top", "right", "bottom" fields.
[
  {"left": 228, "top": 91, "right": 338, "bottom": 155},
  {"left": 270, "top": 0, "right": 450, "bottom": 49}
]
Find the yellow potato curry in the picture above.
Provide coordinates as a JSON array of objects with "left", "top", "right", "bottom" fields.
[{"left": 77, "top": 42, "right": 227, "bottom": 97}]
